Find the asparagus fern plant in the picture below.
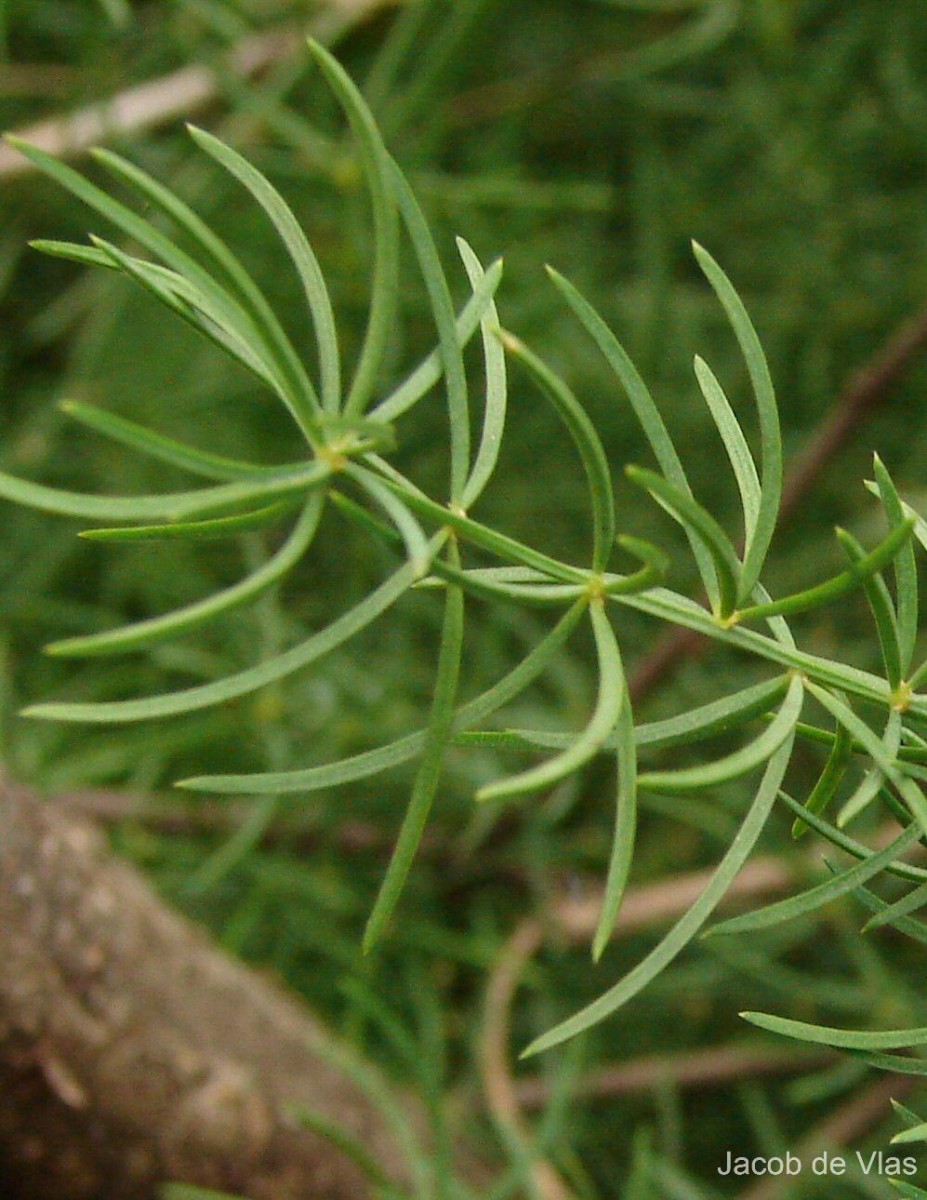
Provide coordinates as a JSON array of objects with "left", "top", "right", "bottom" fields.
[{"left": 5, "top": 41, "right": 927, "bottom": 1140}]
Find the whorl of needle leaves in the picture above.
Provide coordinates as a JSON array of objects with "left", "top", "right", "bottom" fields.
[{"left": 4, "top": 41, "right": 927, "bottom": 1068}]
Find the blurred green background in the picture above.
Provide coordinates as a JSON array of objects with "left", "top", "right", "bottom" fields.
[{"left": 2, "top": 2, "right": 927, "bottom": 1195}]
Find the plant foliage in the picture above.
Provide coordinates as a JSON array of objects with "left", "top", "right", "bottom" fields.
[{"left": 5, "top": 37, "right": 927, "bottom": 1146}]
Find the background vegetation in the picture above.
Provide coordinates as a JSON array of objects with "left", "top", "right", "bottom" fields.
[{"left": 3, "top": 1, "right": 927, "bottom": 1195}]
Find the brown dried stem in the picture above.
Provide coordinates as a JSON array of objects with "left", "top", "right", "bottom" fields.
[{"left": 0, "top": 0, "right": 395, "bottom": 179}]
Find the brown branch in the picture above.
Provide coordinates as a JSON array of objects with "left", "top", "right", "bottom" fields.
[
  {"left": 0, "top": 779, "right": 441, "bottom": 1200},
  {"left": 0, "top": 0, "right": 395, "bottom": 180},
  {"left": 629, "top": 300, "right": 927, "bottom": 704},
  {"left": 513, "top": 1043, "right": 834, "bottom": 1110}
]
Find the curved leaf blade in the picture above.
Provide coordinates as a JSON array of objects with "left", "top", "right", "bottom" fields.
[
  {"left": 363, "top": 545, "right": 465, "bottom": 950},
  {"left": 692, "top": 242, "right": 781, "bottom": 604},
  {"left": 739, "top": 1012, "right": 927, "bottom": 1051},
  {"left": 187, "top": 123, "right": 342, "bottom": 414},
  {"left": 45, "top": 497, "right": 324, "bottom": 658},
  {"left": 477, "top": 600, "right": 620, "bottom": 803},
  {"left": 501, "top": 330, "right": 615, "bottom": 573},
  {"left": 522, "top": 690, "right": 800, "bottom": 1057}
]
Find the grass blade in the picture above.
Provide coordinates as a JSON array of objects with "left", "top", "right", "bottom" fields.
[
  {"left": 363, "top": 545, "right": 464, "bottom": 950},
  {"left": 522, "top": 689, "right": 800, "bottom": 1057},
  {"left": 187, "top": 124, "right": 341, "bottom": 413},
  {"left": 45, "top": 497, "right": 323, "bottom": 657},
  {"left": 692, "top": 242, "right": 781, "bottom": 604}
]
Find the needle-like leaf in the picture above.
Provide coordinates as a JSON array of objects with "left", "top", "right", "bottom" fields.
[
  {"left": 739, "top": 1012, "right": 927, "bottom": 1051},
  {"left": 45, "top": 497, "right": 324, "bottom": 657},
  {"left": 363, "top": 545, "right": 464, "bottom": 950},
  {"left": 693, "top": 353, "right": 761, "bottom": 544},
  {"left": 735, "top": 518, "right": 915, "bottom": 625},
  {"left": 24, "top": 537, "right": 446, "bottom": 722},
  {"left": 308, "top": 40, "right": 400, "bottom": 418},
  {"left": 593, "top": 677, "right": 637, "bottom": 961},
  {"left": 791, "top": 717, "right": 852, "bottom": 839},
  {"left": 705, "top": 819, "right": 923, "bottom": 937},
  {"left": 873, "top": 454, "right": 919, "bottom": 676},
  {"left": 457, "top": 238, "right": 507, "bottom": 511},
  {"left": 477, "top": 600, "right": 620, "bottom": 802},
  {"left": 522, "top": 692, "right": 800, "bottom": 1057},
  {"left": 837, "top": 525, "right": 902, "bottom": 690},
  {"left": 186, "top": 124, "right": 342, "bottom": 414},
  {"left": 501, "top": 330, "right": 615, "bottom": 574},
  {"left": 390, "top": 159, "right": 469, "bottom": 503},
  {"left": 692, "top": 242, "right": 781, "bottom": 604},
  {"left": 60, "top": 400, "right": 279, "bottom": 482},
  {"left": 179, "top": 600, "right": 588, "bottom": 793},
  {"left": 626, "top": 464, "right": 740, "bottom": 616},
  {"left": 547, "top": 264, "right": 720, "bottom": 609},
  {"left": 638, "top": 677, "right": 802, "bottom": 793}
]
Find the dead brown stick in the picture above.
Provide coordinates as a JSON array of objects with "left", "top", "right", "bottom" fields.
[
  {"left": 513, "top": 1043, "right": 834, "bottom": 1110},
  {"left": 629, "top": 300, "right": 927, "bottom": 704},
  {"left": 0, "top": 0, "right": 395, "bottom": 180},
  {"left": 0, "top": 779, "right": 434, "bottom": 1200}
]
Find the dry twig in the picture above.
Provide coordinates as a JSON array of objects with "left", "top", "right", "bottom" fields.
[{"left": 0, "top": 0, "right": 395, "bottom": 180}]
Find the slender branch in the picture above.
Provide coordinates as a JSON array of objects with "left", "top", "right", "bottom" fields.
[
  {"left": 513, "top": 1042, "right": 833, "bottom": 1109},
  {"left": 0, "top": 0, "right": 395, "bottom": 180}
]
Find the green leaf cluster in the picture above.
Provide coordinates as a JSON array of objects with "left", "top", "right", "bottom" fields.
[{"left": 6, "top": 38, "right": 927, "bottom": 1077}]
